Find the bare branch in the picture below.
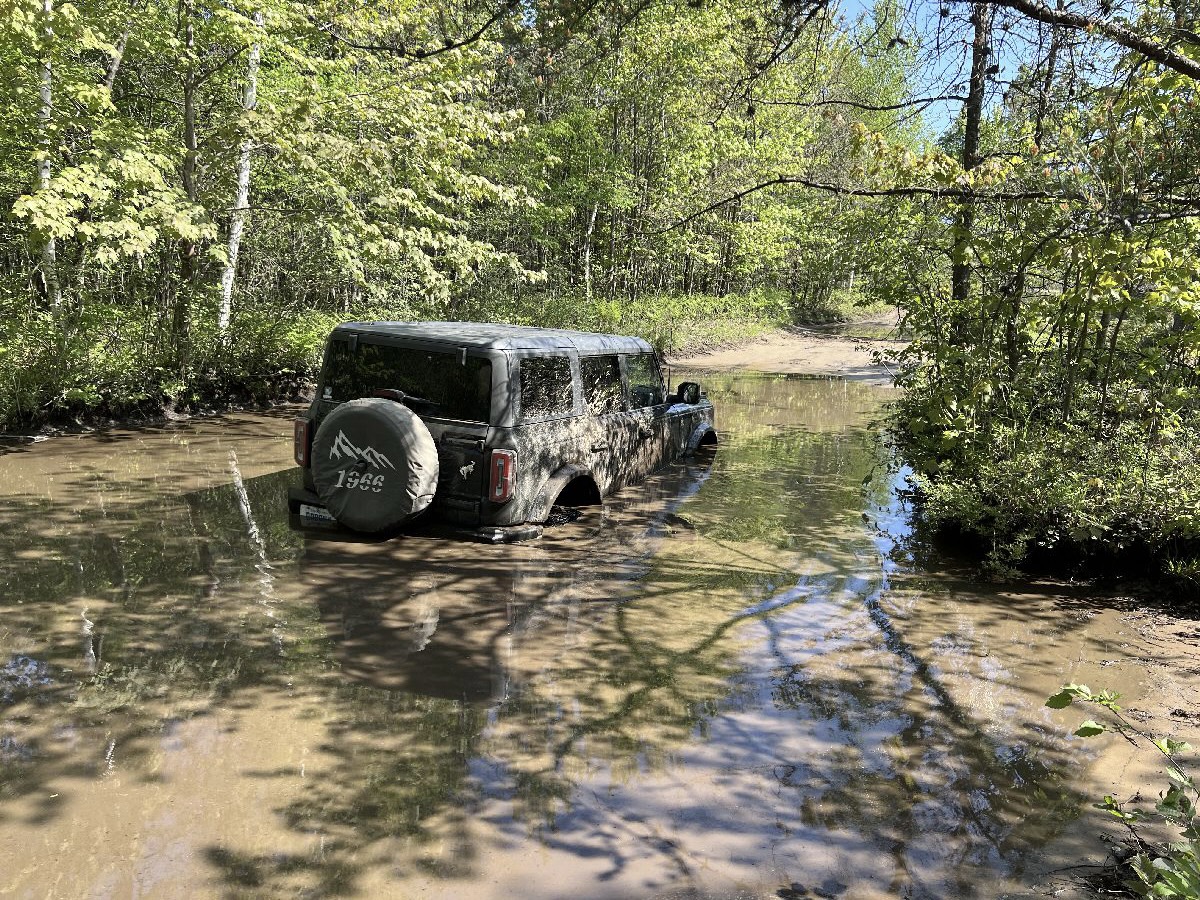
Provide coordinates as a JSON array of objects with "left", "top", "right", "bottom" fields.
[
  {"left": 318, "top": 2, "right": 514, "bottom": 60},
  {"left": 753, "top": 94, "right": 969, "bottom": 111},
  {"left": 648, "top": 177, "right": 1089, "bottom": 235},
  {"left": 963, "top": 0, "right": 1200, "bottom": 79}
]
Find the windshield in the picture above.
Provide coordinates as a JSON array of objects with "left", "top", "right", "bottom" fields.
[{"left": 322, "top": 339, "right": 492, "bottom": 423}]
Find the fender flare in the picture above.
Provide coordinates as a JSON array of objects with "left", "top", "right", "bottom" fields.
[
  {"left": 530, "top": 463, "right": 599, "bottom": 522},
  {"left": 686, "top": 423, "right": 717, "bottom": 454}
]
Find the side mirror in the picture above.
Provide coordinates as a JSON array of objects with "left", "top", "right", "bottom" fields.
[{"left": 676, "top": 381, "right": 701, "bottom": 405}]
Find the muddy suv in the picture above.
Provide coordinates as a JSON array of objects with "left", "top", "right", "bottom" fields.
[{"left": 287, "top": 321, "right": 717, "bottom": 541}]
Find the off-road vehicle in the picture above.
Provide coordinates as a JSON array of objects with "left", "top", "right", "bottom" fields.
[{"left": 287, "top": 321, "right": 717, "bottom": 541}]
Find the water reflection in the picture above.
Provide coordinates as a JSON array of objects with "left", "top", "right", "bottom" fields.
[{"left": 0, "top": 382, "right": 1190, "bottom": 899}]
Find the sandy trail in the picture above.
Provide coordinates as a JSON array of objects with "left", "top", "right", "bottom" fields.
[{"left": 670, "top": 312, "right": 904, "bottom": 384}]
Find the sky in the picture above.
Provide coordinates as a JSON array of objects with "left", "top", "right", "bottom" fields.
[{"left": 830, "top": 0, "right": 1055, "bottom": 139}]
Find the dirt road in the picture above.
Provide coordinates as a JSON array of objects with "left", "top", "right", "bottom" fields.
[{"left": 671, "top": 313, "right": 904, "bottom": 384}]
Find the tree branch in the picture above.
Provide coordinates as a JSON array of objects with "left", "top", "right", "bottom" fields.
[
  {"left": 318, "top": 2, "right": 514, "bottom": 60},
  {"left": 753, "top": 94, "right": 969, "bottom": 111},
  {"left": 647, "top": 177, "right": 1088, "bottom": 235},
  {"left": 964, "top": 0, "right": 1200, "bottom": 79}
]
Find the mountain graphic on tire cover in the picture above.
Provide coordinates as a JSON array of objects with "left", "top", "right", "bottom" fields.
[
  {"left": 311, "top": 398, "right": 439, "bottom": 533},
  {"left": 329, "top": 430, "right": 396, "bottom": 470}
]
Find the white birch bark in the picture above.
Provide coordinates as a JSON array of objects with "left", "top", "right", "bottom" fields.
[
  {"left": 104, "top": 26, "right": 130, "bottom": 91},
  {"left": 218, "top": 10, "right": 263, "bottom": 335},
  {"left": 583, "top": 203, "right": 598, "bottom": 303}
]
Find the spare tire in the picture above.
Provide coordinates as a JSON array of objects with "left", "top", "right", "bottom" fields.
[{"left": 311, "top": 398, "right": 439, "bottom": 533}]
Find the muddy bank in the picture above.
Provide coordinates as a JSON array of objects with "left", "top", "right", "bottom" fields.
[
  {"left": 671, "top": 313, "right": 905, "bottom": 384},
  {"left": 0, "top": 378, "right": 313, "bottom": 441}
]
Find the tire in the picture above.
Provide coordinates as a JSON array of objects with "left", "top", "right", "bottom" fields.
[{"left": 311, "top": 398, "right": 439, "bottom": 533}]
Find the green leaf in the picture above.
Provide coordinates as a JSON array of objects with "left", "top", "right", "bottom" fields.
[
  {"left": 1075, "top": 720, "right": 1107, "bottom": 737},
  {"left": 1157, "top": 785, "right": 1189, "bottom": 820},
  {"left": 1154, "top": 738, "right": 1194, "bottom": 756},
  {"left": 1096, "top": 795, "right": 1146, "bottom": 823},
  {"left": 1167, "top": 766, "right": 1195, "bottom": 788}
]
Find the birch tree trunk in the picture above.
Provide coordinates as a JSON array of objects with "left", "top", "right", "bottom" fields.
[
  {"left": 104, "top": 26, "right": 130, "bottom": 91},
  {"left": 583, "top": 203, "right": 598, "bottom": 304},
  {"left": 218, "top": 10, "right": 263, "bottom": 335},
  {"left": 38, "top": 0, "right": 61, "bottom": 309}
]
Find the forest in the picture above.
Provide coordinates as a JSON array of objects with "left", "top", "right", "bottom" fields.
[{"left": 1, "top": 0, "right": 1199, "bottom": 584}]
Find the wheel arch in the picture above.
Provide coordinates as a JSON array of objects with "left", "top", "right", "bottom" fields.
[
  {"left": 686, "top": 423, "right": 718, "bottom": 453},
  {"left": 530, "top": 463, "right": 602, "bottom": 522}
]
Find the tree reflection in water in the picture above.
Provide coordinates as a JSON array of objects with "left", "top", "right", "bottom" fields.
[{"left": 0, "top": 383, "right": 1158, "bottom": 899}]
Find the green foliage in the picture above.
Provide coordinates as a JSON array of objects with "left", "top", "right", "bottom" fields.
[
  {"left": 1045, "top": 683, "right": 1122, "bottom": 713},
  {"left": 0, "top": 282, "right": 789, "bottom": 426},
  {"left": 899, "top": 415, "right": 1200, "bottom": 580},
  {"left": 1047, "top": 685, "right": 1199, "bottom": 898},
  {"left": 878, "top": 2, "right": 1200, "bottom": 583},
  {"left": 0, "top": 0, "right": 918, "bottom": 429}
]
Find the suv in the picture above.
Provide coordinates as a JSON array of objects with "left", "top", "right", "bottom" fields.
[{"left": 287, "top": 321, "right": 717, "bottom": 542}]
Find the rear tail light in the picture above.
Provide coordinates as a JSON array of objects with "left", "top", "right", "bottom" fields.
[
  {"left": 489, "top": 449, "right": 516, "bottom": 503},
  {"left": 294, "top": 417, "right": 312, "bottom": 467}
]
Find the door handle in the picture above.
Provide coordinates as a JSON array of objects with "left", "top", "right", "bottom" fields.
[{"left": 590, "top": 442, "right": 609, "bottom": 452}]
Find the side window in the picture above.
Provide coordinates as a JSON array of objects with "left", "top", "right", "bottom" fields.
[
  {"left": 519, "top": 356, "right": 574, "bottom": 422},
  {"left": 580, "top": 355, "right": 623, "bottom": 415},
  {"left": 626, "top": 353, "right": 664, "bottom": 408}
]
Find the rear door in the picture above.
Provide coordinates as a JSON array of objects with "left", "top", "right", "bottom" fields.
[
  {"left": 504, "top": 351, "right": 582, "bottom": 521},
  {"left": 579, "top": 354, "right": 635, "bottom": 492},
  {"left": 318, "top": 336, "right": 496, "bottom": 524}
]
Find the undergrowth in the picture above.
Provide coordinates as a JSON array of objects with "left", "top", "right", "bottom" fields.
[
  {"left": 890, "top": 360, "right": 1200, "bottom": 594},
  {"left": 0, "top": 289, "right": 792, "bottom": 431},
  {"left": 1048, "top": 684, "right": 1199, "bottom": 898},
  {"left": 457, "top": 287, "right": 793, "bottom": 354}
]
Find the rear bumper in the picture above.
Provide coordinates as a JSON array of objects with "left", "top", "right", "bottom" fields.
[
  {"left": 287, "top": 485, "right": 542, "bottom": 544},
  {"left": 288, "top": 485, "right": 341, "bottom": 530}
]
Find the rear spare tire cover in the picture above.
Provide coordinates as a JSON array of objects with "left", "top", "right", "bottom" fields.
[{"left": 311, "top": 398, "right": 439, "bottom": 533}]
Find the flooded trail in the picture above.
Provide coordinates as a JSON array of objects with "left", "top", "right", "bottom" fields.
[{"left": 1, "top": 378, "right": 1197, "bottom": 899}]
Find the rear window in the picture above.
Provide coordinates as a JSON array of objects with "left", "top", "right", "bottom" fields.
[
  {"left": 322, "top": 340, "right": 492, "bottom": 423},
  {"left": 519, "top": 356, "right": 573, "bottom": 422}
]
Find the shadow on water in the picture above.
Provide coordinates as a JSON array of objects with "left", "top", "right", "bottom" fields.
[{"left": 0, "top": 377, "right": 1188, "bottom": 898}]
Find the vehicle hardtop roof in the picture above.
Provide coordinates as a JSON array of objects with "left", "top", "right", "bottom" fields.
[{"left": 332, "top": 321, "right": 653, "bottom": 354}]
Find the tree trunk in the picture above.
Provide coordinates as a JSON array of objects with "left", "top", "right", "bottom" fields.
[
  {"left": 950, "top": 2, "right": 992, "bottom": 340},
  {"left": 219, "top": 10, "right": 263, "bottom": 335},
  {"left": 1004, "top": 269, "right": 1024, "bottom": 376},
  {"left": 1033, "top": 1, "right": 1063, "bottom": 148},
  {"left": 105, "top": 26, "right": 130, "bottom": 91},
  {"left": 583, "top": 202, "right": 598, "bottom": 304},
  {"left": 38, "top": 0, "right": 61, "bottom": 310},
  {"left": 176, "top": 8, "right": 197, "bottom": 360}
]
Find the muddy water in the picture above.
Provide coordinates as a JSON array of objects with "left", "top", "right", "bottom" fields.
[{"left": 1, "top": 377, "right": 1196, "bottom": 900}]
